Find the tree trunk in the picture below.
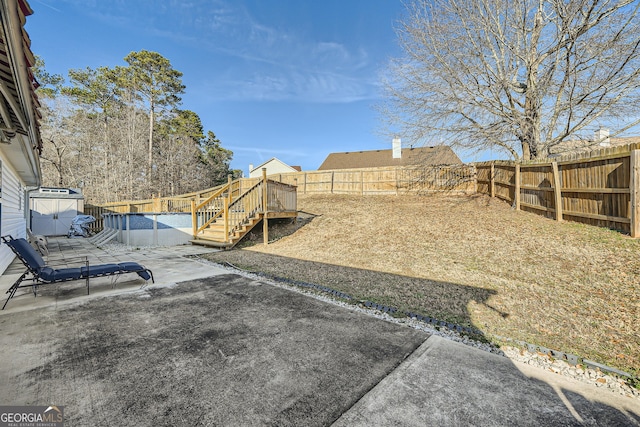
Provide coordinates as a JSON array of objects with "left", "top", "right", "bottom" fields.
[
  {"left": 148, "top": 100, "right": 154, "bottom": 180},
  {"left": 520, "top": 7, "right": 543, "bottom": 161}
]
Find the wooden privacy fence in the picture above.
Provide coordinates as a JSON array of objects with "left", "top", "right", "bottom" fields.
[
  {"left": 85, "top": 165, "right": 475, "bottom": 233},
  {"left": 267, "top": 164, "right": 476, "bottom": 195},
  {"left": 476, "top": 144, "right": 640, "bottom": 236}
]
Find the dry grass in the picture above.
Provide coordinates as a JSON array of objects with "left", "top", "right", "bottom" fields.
[{"left": 203, "top": 193, "right": 640, "bottom": 378}]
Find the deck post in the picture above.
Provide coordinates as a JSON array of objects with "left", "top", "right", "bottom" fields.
[
  {"left": 227, "top": 174, "right": 233, "bottom": 205},
  {"left": 631, "top": 150, "right": 640, "bottom": 237},
  {"left": 262, "top": 168, "right": 269, "bottom": 245},
  {"left": 490, "top": 163, "right": 495, "bottom": 198},
  {"left": 514, "top": 163, "right": 520, "bottom": 211},
  {"left": 191, "top": 200, "right": 197, "bottom": 238},
  {"left": 223, "top": 197, "right": 229, "bottom": 243},
  {"left": 551, "top": 161, "right": 563, "bottom": 221}
]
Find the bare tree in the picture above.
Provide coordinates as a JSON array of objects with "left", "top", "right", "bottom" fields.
[
  {"left": 382, "top": 0, "right": 640, "bottom": 160},
  {"left": 39, "top": 99, "right": 74, "bottom": 187}
]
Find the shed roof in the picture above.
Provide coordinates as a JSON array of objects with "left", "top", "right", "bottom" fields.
[{"left": 318, "top": 146, "right": 462, "bottom": 170}]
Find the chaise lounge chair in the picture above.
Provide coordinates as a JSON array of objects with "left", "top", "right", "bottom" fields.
[{"left": 1, "top": 235, "right": 154, "bottom": 309}]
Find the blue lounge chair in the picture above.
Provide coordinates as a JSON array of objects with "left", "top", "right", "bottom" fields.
[{"left": 1, "top": 235, "right": 154, "bottom": 309}]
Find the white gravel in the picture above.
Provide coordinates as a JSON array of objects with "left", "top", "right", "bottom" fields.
[
  {"left": 209, "top": 260, "right": 640, "bottom": 401},
  {"left": 91, "top": 246, "right": 640, "bottom": 401}
]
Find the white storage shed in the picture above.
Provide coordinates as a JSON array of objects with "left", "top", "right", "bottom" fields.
[{"left": 30, "top": 188, "right": 84, "bottom": 236}]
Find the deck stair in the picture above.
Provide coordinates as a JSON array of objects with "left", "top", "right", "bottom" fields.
[{"left": 190, "top": 170, "right": 297, "bottom": 249}]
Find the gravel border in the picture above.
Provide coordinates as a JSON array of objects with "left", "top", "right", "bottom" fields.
[
  {"left": 205, "top": 259, "right": 640, "bottom": 401},
  {"left": 98, "top": 240, "right": 640, "bottom": 400}
]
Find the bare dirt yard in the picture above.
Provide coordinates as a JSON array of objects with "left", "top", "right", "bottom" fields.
[{"left": 203, "top": 193, "right": 640, "bottom": 379}]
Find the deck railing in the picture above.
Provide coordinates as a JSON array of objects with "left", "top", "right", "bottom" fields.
[
  {"left": 225, "top": 180, "right": 265, "bottom": 241},
  {"left": 84, "top": 169, "right": 298, "bottom": 244},
  {"left": 191, "top": 177, "right": 234, "bottom": 237},
  {"left": 191, "top": 169, "right": 298, "bottom": 243}
]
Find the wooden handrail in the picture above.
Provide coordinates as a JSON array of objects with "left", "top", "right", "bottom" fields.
[
  {"left": 192, "top": 176, "right": 268, "bottom": 238},
  {"left": 194, "top": 182, "right": 230, "bottom": 212}
]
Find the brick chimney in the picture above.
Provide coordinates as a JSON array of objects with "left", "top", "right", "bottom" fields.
[
  {"left": 595, "top": 127, "right": 610, "bottom": 147},
  {"left": 392, "top": 137, "right": 402, "bottom": 159}
]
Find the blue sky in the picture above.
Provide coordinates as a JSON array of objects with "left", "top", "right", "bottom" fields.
[{"left": 27, "top": 0, "right": 434, "bottom": 174}]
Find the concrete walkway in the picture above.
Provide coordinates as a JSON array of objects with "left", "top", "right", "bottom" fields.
[{"left": 0, "top": 237, "right": 638, "bottom": 426}]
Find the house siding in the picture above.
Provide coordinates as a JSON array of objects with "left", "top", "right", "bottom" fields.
[
  {"left": 249, "top": 158, "right": 298, "bottom": 178},
  {"left": 0, "top": 159, "right": 27, "bottom": 273}
]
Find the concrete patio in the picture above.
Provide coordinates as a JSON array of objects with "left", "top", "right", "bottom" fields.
[
  {"left": 0, "top": 237, "right": 223, "bottom": 312},
  {"left": 0, "top": 237, "right": 638, "bottom": 426}
]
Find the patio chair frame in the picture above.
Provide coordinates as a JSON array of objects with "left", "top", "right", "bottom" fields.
[{"left": 1, "top": 235, "right": 154, "bottom": 309}]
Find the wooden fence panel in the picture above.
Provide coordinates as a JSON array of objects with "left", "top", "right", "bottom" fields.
[
  {"left": 520, "top": 164, "right": 555, "bottom": 219},
  {"left": 87, "top": 147, "right": 640, "bottom": 236},
  {"left": 362, "top": 169, "right": 397, "bottom": 194},
  {"left": 302, "top": 171, "right": 334, "bottom": 193},
  {"left": 333, "top": 170, "right": 365, "bottom": 194},
  {"left": 273, "top": 165, "right": 477, "bottom": 196},
  {"left": 476, "top": 144, "right": 640, "bottom": 234},
  {"left": 476, "top": 164, "right": 491, "bottom": 195},
  {"left": 560, "top": 157, "right": 630, "bottom": 232},
  {"left": 493, "top": 164, "right": 515, "bottom": 204},
  {"left": 396, "top": 165, "right": 476, "bottom": 193}
]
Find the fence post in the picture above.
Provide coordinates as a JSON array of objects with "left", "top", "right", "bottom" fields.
[
  {"left": 490, "top": 163, "right": 495, "bottom": 198},
  {"left": 152, "top": 196, "right": 161, "bottom": 212},
  {"left": 395, "top": 167, "right": 399, "bottom": 195},
  {"left": 514, "top": 163, "right": 521, "bottom": 211},
  {"left": 223, "top": 197, "right": 229, "bottom": 243},
  {"left": 631, "top": 150, "right": 640, "bottom": 237},
  {"left": 262, "top": 168, "right": 269, "bottom": 245},
  {"left": 473, "top": 165, "right": 478, "bottom": 194},
  {"left": 191, "top": 200, "right": 197, "bottom": 238},
  {"left": 331, "top": 171, "right": 335, "bottom": 194},
  {"left": 552, "top": 161, "right": 563, "bottom": 221}
]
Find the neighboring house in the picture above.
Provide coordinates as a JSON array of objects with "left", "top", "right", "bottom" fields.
[
  {"left": 549, "top": 128, "right": 640, "bottom": 158},
  {"left": 248, "top": 158, "right": 301, "bottom": 178},
  {"left": 0, "top": 0, "right": 43, "bottom": 273},
  {"left": 318, "top": 138, "right": 462, "bottom": 170}
]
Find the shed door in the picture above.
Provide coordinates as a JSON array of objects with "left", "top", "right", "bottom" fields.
[
  {"left": 31, "top": 199, "right": 57, "bottom": 235},
  {"left": 31, "top": 199, "right": 80, "bottom": 236},
  {"left": 56, "top": 199, "right": 78, "bottom": 235}
]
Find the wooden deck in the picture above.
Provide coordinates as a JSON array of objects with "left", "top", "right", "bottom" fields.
[{"left": 190, "top": 169, "right": 298, "bottom": 249}]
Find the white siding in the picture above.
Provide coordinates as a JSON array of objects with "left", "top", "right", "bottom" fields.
[
  {"left": 0, "top": 161, "right": 27, "bottom": 273},
  {"left": 249, "top": 158, "right": 297, "bottom": 178}
]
